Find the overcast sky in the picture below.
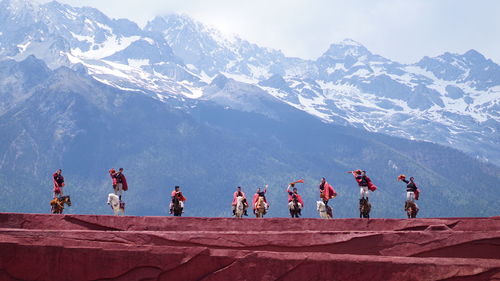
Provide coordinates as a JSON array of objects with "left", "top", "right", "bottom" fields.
[{"left": 45, "top": 0, "right": 500, "bottom": 64}]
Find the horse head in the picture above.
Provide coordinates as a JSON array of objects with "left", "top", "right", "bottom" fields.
[{"left": 64, "top": 195, "right": 72, "bottom": 206}]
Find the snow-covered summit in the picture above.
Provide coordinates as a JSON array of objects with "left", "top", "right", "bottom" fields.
[{"left": 0, "top": 0, "right": 498, "bottom": 165}]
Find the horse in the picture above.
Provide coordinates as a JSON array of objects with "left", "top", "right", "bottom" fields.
[
  {"left": 359, "top": 198, "right": 371, "bottom": 218},
  {"left": 255, "top": 196, "right": 267, "bottom": 218},
  {"left": 289, "top": 196, "right": 302, "bottom": 218},
  {"left": 50, "top": 195, "right": 71, "bottom": 214},
  {"left": 172, "top": 196, "right": 183, "bottom": 217},
  {"left": 316, "top": 201, "right": 332, "bottom": 219},
  {"left": 405, "top": 200, "right": 419, "bottom": 218},
  {"left": 234, "top": 196, "right": 246, "bottom": 218},
  {"left": 107, "top": 193, "right": 125, "bottom": 216}
]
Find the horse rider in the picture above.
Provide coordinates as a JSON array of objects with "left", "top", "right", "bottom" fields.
[
  {"left": 170, "top": 185, "right": 186, "bottom": 214},
  {"left": 319, "top": 177, "right": 336, "bottom": 208},
  {"left": 113, "top": 168, "right": 128, "bottom": 201},
  {"left": 398, "top": 175, "right": 420, "bottom": 209},
  {"left": 232, "top": 186, "right": 248, "bottom": 216},
  {"left": 52, "top": 169, "right": 65, "bottom": 198},
  {"left": 252, "top": 185, "right": 269, "bottom": 214},
  {"left": 287, "top": 182, "right": 305, "bottom": 215},
  {"left": 350, "top": 170, "right": 375, "bottom": 204}
]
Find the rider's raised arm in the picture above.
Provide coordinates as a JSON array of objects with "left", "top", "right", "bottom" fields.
[{"left": 264, "top": 184, "right": 268, "bottom": 193}]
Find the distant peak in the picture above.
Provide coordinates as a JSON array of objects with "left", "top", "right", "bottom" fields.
[
  {"left": 338, "top": 38, "right": 363, "bottom": 47},
  {"left": 464, "top": 49, "right": 485, "bottom": 60},
  {"left": 322, "top": 39, "right": 370, "bottom": 59},
  {"left": 210, "top": 73, "right": 229, "bottom": 89}
]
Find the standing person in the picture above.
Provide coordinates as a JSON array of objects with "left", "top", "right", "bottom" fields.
[
  {"left": 252, "top": 185, "right": 269, "bottom": 214},
  {"left": 287, "top": 181, "right": 305, "bottom": 215},
  {"left": 350, "top": 170, "right": 376, "bottom": 204},
  {"left": 232, "top": 186, "right": 248, "bottom": 216},
  {"left": 319, "top": 177, "right": 337, "bottom": 208},
  {"left": 52, "top": 169, "right": 65, "bottom": 198},
  {"left": 114, "top": 168, "right": 128, "bottom": 201},
  {"left": 170, "top": 185, "right": 187, "bottom": 214},
  {"left": 398, "top": 175, "right": 420, "bottom": 208}
]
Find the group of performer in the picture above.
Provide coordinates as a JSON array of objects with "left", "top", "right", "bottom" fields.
[{"left": 51, "top": 168, "right": 421, "bottom": 217}]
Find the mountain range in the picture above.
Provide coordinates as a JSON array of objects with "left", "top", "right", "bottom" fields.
[{"left": 0, "top": 0, "right": 499, "bottom": 218}]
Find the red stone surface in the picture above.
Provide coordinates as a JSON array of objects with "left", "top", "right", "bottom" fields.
[{"left": 1, "top": 213, "right": 500, "bottom": 281}]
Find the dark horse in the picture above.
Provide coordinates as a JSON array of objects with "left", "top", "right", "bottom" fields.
[
  {"left": 359, "top": 198, "right": 371, "bottom": 218},
  {"left": 289, "top": 196, "right": 301, "bottom": 218},
  {"left": 50, "top": 195, "right": 71, "bottom": 214},
  {"left": 172, "top": 196, "right": 183, "bottom": 216},
  {"left": 405, "top": 200, "right": 419, "bottom": 218}
]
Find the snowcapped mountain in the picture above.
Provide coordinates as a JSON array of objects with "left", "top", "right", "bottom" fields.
[
  {"left": 0, "top": 0, "right": 203, "bottom": 98},
  {"left": 0, "top": 0, "right": 498, "bottom": 165},
  {"left": 260, "top": 39, "right": 499, "bottom": 164}
]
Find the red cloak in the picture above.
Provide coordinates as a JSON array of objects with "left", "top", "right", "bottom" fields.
[{"left": 321, "top": 181, "right": 337, "bottom": 199}]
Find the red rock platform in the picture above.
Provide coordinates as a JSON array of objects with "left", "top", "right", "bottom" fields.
[{"left": 1, "top": 213, "right": 500, "bottom": 281}]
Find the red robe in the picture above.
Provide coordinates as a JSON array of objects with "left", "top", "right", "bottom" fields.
[
  {"left": 171, "top": 191, "right": 186, "bottom": 201},
  {"left": 232, "top": 191, "right": 246, "bottom": 206},
  {"left": 109, "top": 170, "right": 117, "bottom": 186},
  {"left": 414, "top": 189, "right": 420, "bottom": 200},
  {"left": 353, "top": 174, "right": 377, "bottom": 192},
  {"left": 287, "top": 186, "right": 304, "bottom": 206},
  {"left": 366, "top": 176, "right": 377, "bottom": 192},
  {"left": 116, "top": 173, "right": 128, "bottom": 191},
  {"left": 52, "top": 173, "right": 64, "bottom": 194},
  {"left": 321, "top": 181, "right": 337, "bottom": 200}
]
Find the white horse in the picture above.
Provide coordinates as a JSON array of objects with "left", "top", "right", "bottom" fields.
[
  {"left": 288, "top": 199, "right": 302, "bottom": 218},
  {"left": 317, "top": 201, "right": 332, "bottom": 219},
  {"left": 107, "top": 193, "right": 125, "bottom": 216},
  {"left": 234, "top": 196, "right": 246, "bottom": 218}
]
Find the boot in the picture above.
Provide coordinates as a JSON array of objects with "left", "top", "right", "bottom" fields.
[
  {"left": 244, "top": 210, "right": 248, "bottom": 216},
  {"left": 359, "top": 199, "right": 363, "bottom": 205},
  {"left": 232, "top": 209, "right": 236, "bottom": 216},
  {"left": 119, "top": 195, "right": 122, "bottom": 201}
]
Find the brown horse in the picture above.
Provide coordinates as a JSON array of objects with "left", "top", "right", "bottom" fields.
[
  {"left": 359, "top": 198, "right": 371, "bottom": 218},
  {"left": 405, "top": 200, "right": 419, "bottom": 218},
  {"left": 50, "top": 196, "right": 71, "bottom": 214}
]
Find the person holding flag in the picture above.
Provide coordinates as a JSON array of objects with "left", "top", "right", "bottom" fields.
[
  {"left": 349, "top": 170, "right": 377, "bottom": 204},
  {"left": 252, "top": 184, "right": 269, "bottom": 214},
  {"left": 397, "top": 174, "right": 420, "bottom": 210},
  {"left": 287, "top": 180, "right": 305, "bottom": 215}
]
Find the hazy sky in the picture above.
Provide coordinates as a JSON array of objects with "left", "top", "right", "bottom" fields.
[{"left": 45, "top": 0, "right": 500, "bottom": 64}]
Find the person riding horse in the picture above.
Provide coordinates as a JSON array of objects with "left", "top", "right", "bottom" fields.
[
  {"left": 349, "top": 170, "right": 377, "bottom": 204},
  {"left": 232, "top": 186, "right": 248, "bottom": 216},
  {"left": 252, "top": 185, "right": 269, "bottom": 214},
  {"left": 170, "top": 185, "right": 186, "bottom": 214},
  {"left": 398, "top": 175, "right": 420, "bottom": 217},
  {"left": 287, "top": 182, "right": 304, "bottom": 216},
  {"left": 319, "top": 177, "right": 337, "bottom": 209}
]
